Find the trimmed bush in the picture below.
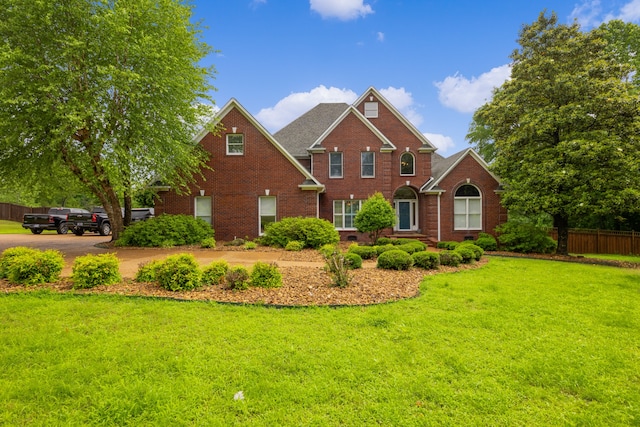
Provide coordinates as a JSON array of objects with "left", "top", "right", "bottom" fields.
[
  {"left": 375, "top": 237, "right": 392, "bottom": 246},
  {"left": 0, "top": 246, "right": 39, "bottom": 279},
  {"left": 244, "top": 241, "right": 257, "bottom": 250},
  {"left": 411, "top": 251, "right": 440, "bottom": 270},
  {"left": 393, "top": 238, "right": 426, "bottom": 248},
  {"left": 202, "top": 260, "right": 229, "bottom": 286},
  {"left": 455, "top": 246, "right": 476, "bottom": 264},
  {"left": 347, "top": 244, "right": 377, "bottom": 260},
  {"left": 72, "top": 253, "right": 121, "bottom": 289},
  {"left": 155, "top": 253, "right": 202, "bottom": 291},
  {"left": 135, "top": 259, "right": 162, "bottom": 283},
  {"left": 375, "top": 244, "right": 396, "bottom": 256},
  {"left": 474, "top": 233, "right": 497, "bottom": 251},
  {"left": 262, "top": 217, "right": 339, "bottom": 249},
  {"left": 226, "top": 266, "right": 250, "bottom": 290},
  {"left": 285, "top": 240, "right": 304, "bottom": 252},
  {"left": 250, "top": 262, "right": 282, "bottom": 288},
  {"left": 439, "top": 250, "right": 462, "bottom": 267},
  {"left": 395, "top": 241, "right": 426, "bottom": 254},
  {"left": 377, "top": 249, "right": 413, "bottom": 270},
  {"left": 4, "top": 248, "right": 64, "bottom": 286},
  {"left": 458, "top": 242, "right": 484, "bottom": 261},
  {"left": 436, "top": 241, "right": 459, "bottom": 250},
  {"left": 116, "top": 214, "right": 213, "bottom": 247},
  {"left": 343, "top": 252, "right": 363, "bottom": 269},
  {"left": 200, "top": 237, "right": 216, "bottom": 249}
]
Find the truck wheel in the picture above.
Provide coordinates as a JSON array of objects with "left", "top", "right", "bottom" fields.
[
  {"left": 57, "top": 223, "right": 69, "bottom": 234},
  {"left": 73, "top": 229, "right": 85, "bottom": 236},
  {"left": 99, "top": 222, "right": 111, "bottom": 236},
  {"left": 30, "top": 229, "right": 43, "bottom": 235}
]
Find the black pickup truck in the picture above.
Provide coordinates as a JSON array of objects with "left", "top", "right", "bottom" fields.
[
  {"left": 22, "top": 207, "right": 89, "bottom": 234},
  {"left": 68, "top": 207, "right": 154, "bottom": 236}
]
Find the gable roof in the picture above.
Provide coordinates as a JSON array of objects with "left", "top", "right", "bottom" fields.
[
  {"left": 421, "top": 148, "right": 501, "bottom": 193},
  {"left": 354, "top": 87, "right": 437, "bottom": 153},
  {"left": 275, "top": 103, "right": 349, "bottom": 158},
  {"left": 199, "top": 98, "right": 325, "bottom": 191}
]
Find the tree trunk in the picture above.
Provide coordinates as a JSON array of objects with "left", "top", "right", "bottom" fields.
[
  {"left": 554, "top": 213, "right": 570, "bottom": 255},
  {"left": 123, "top": 191, "right": 132, "bottom": 227}
]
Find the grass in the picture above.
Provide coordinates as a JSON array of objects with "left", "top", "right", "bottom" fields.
[
  {"left": 578, "top": 253, "right": 640, "bottom": 264},
  {"left": 0, "top": 257, "right": 639, "bottom": 425},
  {"left": 0, "top": 220, "right": 32, "bottom": 234}
]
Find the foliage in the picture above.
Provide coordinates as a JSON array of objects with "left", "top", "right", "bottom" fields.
[
  {"left": 72, "top": 254, "right": 121, "bottom": 289},
  {"left": 318, "top": 244, "right": 338, "bottom": 258},
  {"left": 454, "top": 246, "right": 476, "bottom": 264},
  {"left": 155, "top": 254, "right": 202, "bottom": 292},
  {"left": 262, "top": 217, "right": 339, "bottom": 249},
  {"left": 411, "top": 251, "right": 440, "bottom": 270},
  {"left": 244, "top": 241, "right": 257, "bottom": 250},
  {"left": 200, "top": 237, "right": 216, "bottom": 249},
  {"left": 436, "top": 241, "right": 459, "bottom": 250},
  {"left": 323, "top": 249, "right": 352, "bottom": 288},
  {"left": 225, "top": 266, "right": 250, "bottom": 290},
  {"left": 475, "top": 12, "right": 640, "bottom": 254},
  {"left": 0, "top": 0, "right": 216, "bottom": 240},
  {"left": 225, "top": 238, "right": 245, "bottom": 247},
  {"left": 376, "top": 249, "right": 413, "bottom": 270},
  {"left": 496, "top": 217, "right": 557, "bottom": 254},
  {"left": 135, "top": 260, "right": 163, "bottom": 283},
  {"left": 375, "top": 237, "right": 393, "bottom": 246},
  {"left": 347, "top": 244, "right": 377, "bottom": 260},
  {"left": 474, "top": 233, "right": 498, "bottom": 251},
  {"left": 342, "top": 252, "right": 363, "bottom": 269},
  {"left": 250, "top": 262, "right": 282, "bottom": 288},
  {"left": 354, "top": 192, "right": 396, "bottom": 243},
  {"left": 395, "top": 242, "right": 426, "bottom": 255},
  {"left": 285, "top": 241, "right": 304, "bottom": 252},
  {"left": 439, "top": 250, "right": 462, "bottom": 267},
  {"left": 201, "top": 260, "right": 229, "bottom": 286},
  {"left": 2, "top": 248, "right": 64, "bottom": 285},
  {"left": 466, "top": 112, "right": 497, "bottom": 163},
  {"left": 458, "top": 242, "right": 484, "bottom": 261},
  {"left": 392, "top": 238, "right": 426, "bottom": 247},
  {"left": 375, "top": 244, "right": 396, "bottom": 256},
  {"left": 116, "top": 214, "right": 213, "bottom": 247}
]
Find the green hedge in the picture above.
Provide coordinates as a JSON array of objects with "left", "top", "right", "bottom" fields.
[
  {"left": 155, "top": 253, "right": 202, "bottom": 291},
  {"left": 377, "top": 249, "right": 413, "bottom": 270},
  {"left": 0, "top": 247, "right": 64, "bottom": 285},
  {"left": 72, "top": 253, "right": 121, "bottom": 289},
  {"left": 116, "top": 214, "right": 214, "bottom": 247},
  {"left": 347, "top": 244, "right": 377, "bottom": 260},
  {"left": 262, "top": 217, "right": 339, "bottom": 249},
  {"left": 411, "top": 251, "right": 440, "bottom": 269}
]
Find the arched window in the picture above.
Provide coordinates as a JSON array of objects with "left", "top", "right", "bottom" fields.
[
  {"left": 454, "top": 184, "right": 481, "bottom": 230},
  {"left": 400, "top": 152, "right": 415, "bottom": 175}
]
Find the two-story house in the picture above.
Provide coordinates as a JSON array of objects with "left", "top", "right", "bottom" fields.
[{"left": 154, "top": 87, "right": 506, "bottom": 243}]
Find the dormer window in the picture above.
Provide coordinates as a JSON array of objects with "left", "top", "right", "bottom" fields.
[{"left": 364, "top": 102, "right": 378, "bottom": 118}]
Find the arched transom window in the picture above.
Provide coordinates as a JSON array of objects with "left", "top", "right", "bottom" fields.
[
  {"left": 454, "top": 184, "right": 481, "bottom": 230},
  {"left": 400, "top": 152, "right": 415, "bottom": 176}
]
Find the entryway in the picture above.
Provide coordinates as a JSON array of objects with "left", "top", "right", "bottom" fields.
[{"left": 393, "top": 186, "right": 418, "bottom": 232}]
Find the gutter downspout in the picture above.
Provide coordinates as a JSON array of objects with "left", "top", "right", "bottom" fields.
[{"left": 437, "top": 193, "right": 441, "bottom": 242}]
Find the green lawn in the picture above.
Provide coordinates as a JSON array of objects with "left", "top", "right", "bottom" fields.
[
  {"left": 0, "top": 258, "right": 639, "bottom": 425},
  {"left": 0, "top": 220, "right": 31, "bottom": 234}
]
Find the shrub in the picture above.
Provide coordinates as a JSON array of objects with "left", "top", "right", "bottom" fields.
[
  {"left": 225, "top": 238, "right": 245, "bottom": 247},
  {"left": 347, "top": 244, "right": 377, "bottom": 260},
  {"left": 375, "top": 244, "right": 396, "bottom": 256},
  {"left": 354, "top": 192, "right": 396, "bottom": 243},
  {"left": 72, "top": 253, "right": 121, "bottom": 289},
  {"left": 0, "top": 246, "right": 39, "bottom": 279},
  {"left": 4, "top": 249, "right": 64, "bottom": 286},
  {"left": 439, "top": 250, "right": 462, "bottom": 267},
  {"left": 244, "top": 241, "right": 257, "bottom": 250},
  {"left": 474, "top": 233, "right": 497, "bottom": 251},
  {"left": 318, "top": 244, "right": 337, "bottom": 258},
  {"left": 155, "top": 253, "right": 202, "bottom": 291},
  {"left": 343, "top": 252, "right": 363, "bottom": 269},
  {"left": 496, "top": 219, "right": 557, "bottom": 253},
  {"left": 116, "top": 214, "right": 213, "bottom": 247},
  {"left": 262, "top": 217, "right": 339, "bottom": 249},
  {"left": 285, "top": 240, "right": 304, "bottom": 252},
  {"left": 323, "top": 250, "right": 352, "bottom": 288},
  {"left": 377, "top": 249, "right": 413, "bottom": 270},
  {"left": 201, "top": 260, "right": 229, "bottom": 286},
  {"left": 393, "top": 238, "right": 426, "bottom": 248},
  {"left": 458, "top": 242, "right": 484, "bottom": 261},
  {"left": 436, "top": 241, "right": 459, "bottom": 250},
  {"left": 395, "top": 241, "right": 426, "bottom": 254},
  {"left": 250, "top": 262, "right": 282, "bottom": 288},
  {"left": 200, "top": 237, "right": 216, "bottom": 249},
  {"left": 455, "top": 246, "right": 476, "bottom": 264},
  {"left": 226, "top": 266, "right": 250, "bottom": 290},
  {"left": 411, "top": 251, "right": 440, "bottom": 270},
  {"left": 375, "top": 237, "right": 392, "bottom": 246},
  {"left": 135, "top": 259, "right": 163, "bottom": 283}
]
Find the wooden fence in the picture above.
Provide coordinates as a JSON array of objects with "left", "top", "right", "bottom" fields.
[
  {"left": 551, "top": 228, "right": 640, "bottom": 256},
  {"left": 0, "top": 203, "right": 49, "bottom": 223}
]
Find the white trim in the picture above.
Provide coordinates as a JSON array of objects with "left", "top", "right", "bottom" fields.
[
  {"left": 400, "top": 152, "right": 415, "bottom": 176},
  {"left": 361, "top": 151, "right": 375, "bottom": 178},
  {"left": 194, "top": 196, "right": 212, "bottom": 225},
  {"left": 333, "top": 199, "right": 362, "bottom": 230},
  {"left": 226, "top": 133, "right": 244, "bottom": 156},
  {"left": 453, "top": 184, "right": 482, "bottom": 231},
  {"left": 258, "top": 196, "right": 276, "bottom": 236},
  {"left": 422, "top": 148, "right": 501, "bottom": 192},
  {"left": 437, "top": 193, "right": 441, "bottom": 242},
  {"left": 329, "top": 152, "right": 343, "bottom": 178}
]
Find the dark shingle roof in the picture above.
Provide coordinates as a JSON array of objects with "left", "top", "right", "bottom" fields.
[
  {"left": 431, "top": 149, "right": 467, "bottom": 181},
  {"left": 274, "top": 103, "right": 349, "bottom": 158}
]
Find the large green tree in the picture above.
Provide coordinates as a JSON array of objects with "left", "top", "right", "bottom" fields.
[
  {"left": 476, "top": 12, "right": 640, "bottom": 255},
  {"left": 354, "top": 192, "right": 396, "bottom": 243},
  {"left": 0, "top": 0, "right": 216, "bottom": 239}
]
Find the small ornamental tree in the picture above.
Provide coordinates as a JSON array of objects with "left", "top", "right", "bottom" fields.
[{"left": 354, "top": 192, "right": 396, "bottom": 243}]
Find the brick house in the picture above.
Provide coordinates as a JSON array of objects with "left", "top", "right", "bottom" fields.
[{"left": 155, "top": 87, "right": 507, "bottom": 243}]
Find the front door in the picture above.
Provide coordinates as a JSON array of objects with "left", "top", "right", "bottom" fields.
[
  {"left": 394, "top": 186, "right": 418, "bottom": 232},
  {"left": 398, "top": 201, "right": 412, "bottom": 231}
]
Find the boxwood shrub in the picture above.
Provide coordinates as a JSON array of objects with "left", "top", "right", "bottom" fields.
[
  {"left": 285, "top": 240, "right": 304, "bottom": 251},
  {"left": 458, "top": 242, "right": 484, "bottom": 261},
  {"left": 411, "top": 251, "right": 440, "bottom": 270},
  {"left": 155, "top": 253, "right": 202, "bottom": 291},
  {"left": 343, "top": 252, "right": 363, "bottom": 269},
  {"left": 116, "top": 214, "right": 214, "bottom": 247},
  {"left": 250, "top": 262, "right": 282, "bottom": 288},
  {"left": 347, "top": 244, "right": 377, "bottom": 260},
  {"left": 261, "top": 217, "right": 339, "bottom": 249},
  {"left": 395, "top": 242, "right": 426, "bottom": 254},
  {"left": 439, "top": 250, "right": 462, "bottom": 267},
  {"left": 201, "top": 260, "right": 229, "bottom": 286},
  {"left": 474, "top": 233, "right": 497, "bottom": 251},
  {"left": 72, "top": 253, "right": 121, "bottom": 289},
  {"left": 455, "top": 246, "right": 476, "bottom": 264},
  {"left": 436, "top": 241, "right": 459, "bottom": 250},
  {"left": 375, "top": 244, "right": 396, "bottom": 256},
  {"left": 377, "top": 249, "right": 413, "bottom": 270}
]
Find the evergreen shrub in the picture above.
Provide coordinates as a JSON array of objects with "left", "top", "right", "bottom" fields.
[
  {"left": 116, "top": 214, "right": 213, "bottom": 247},
  {"left": 285, "top": 240, "right": 304, "bottom": 251},
  {"left": 455, "top": 246, "right": 476, "bottom": 264},
  {"left": 377, "top": 249, "right": 413, "bottom": 270},
  {"left": 135, "top": 259, "right": 163, "bottom": 283},
  {"left": 411, "top": 251, "right": 440, "bottom": 269},
  {"left": 155, "top": 253, "right": 202, "bottom": 291},
  {"left": 3, "top": 248, "right": 64, "bottom": 285},
  {"left": 226, "top": 266, "right": 250, "bottom": 290},
  {"left": 343, "top": 252, "right": 363, "bottom": 269},
  {"left": 202, "top": 260, "right": 229, "bottom": 286},
  {"left": 72, "top": 253, "right": 121, "bottom": 289},
  {"left": 347, "top": 244, "right": 377, "bottom": 260},
  {"left": 250, "top": 262, "right": 282, "bottom": 288},
  {"left": 262, "top": 217, "right": 339, "bottom": 249},
  {"left": 436, "top": 241, "right": 459, "bottom": 250},
  {"left": 458, "top": 242, "right": 484, "bottom": 261},
  {"left": 439, "top": 250, "right": 462, "bottom": 267},
  {"left": 474, "top": 233, "right": 497, "bottom": 251}
]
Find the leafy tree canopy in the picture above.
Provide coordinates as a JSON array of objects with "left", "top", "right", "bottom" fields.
[{"left": 354, "top": 192, "right": 396, "bottom": 243}]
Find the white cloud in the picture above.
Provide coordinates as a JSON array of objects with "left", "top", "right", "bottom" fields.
[
  {"left": 256, "top": 85, "right": 357, "bottom": 131},
  {"left": 310, "top": 0, "right": 373, "bottom": 20},
  {"left": 377, "top": 32, "right": 385, "bottom": 42},
  {"left": 379, "top": 86, "right": 423, "bottom": 126},
  {"left": 606, "top": 0, "right": 640, "bottom": 22},
  {"left": 434, "top": 64, "right": 511, "bottom": 113},
  {"left": 570, "top": 0, "right": 602, "bottom": 27},
  {"left": 424, "top": 133, "right": 455, "bottom": 154}
]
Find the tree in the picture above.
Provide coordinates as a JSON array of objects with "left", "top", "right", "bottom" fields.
[
  {"left": 354, "top": 192, "right": 396, "bottom": 243},
  {"left": 0, "top": 0, "right": 216, "bottom": 240},
  {"left": 466, "top": 113, "right": 498, "bottom": 163},
  {"left": 476, "top": 12, "right": 640, "bottom": 255}
]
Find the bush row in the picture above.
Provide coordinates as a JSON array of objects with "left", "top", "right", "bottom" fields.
[{"left": 261, "top": 217, "right": 340, "bottom": 249}]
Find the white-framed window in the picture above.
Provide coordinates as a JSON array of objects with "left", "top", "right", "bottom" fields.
[
  {"left": 226, "top": 134, "right": 244, "bottom": 155},
  {"left": 333, "top": 200, "right": 362, "bottom": 230},
  {"left": 400, "top": 152, "right": 415, "bottom": 176},
  {"left": 195, "top": 196, "right": 212, "bottom": 225},
  {"left": 364, "top": 102, "right": 378, "bottom": 118},
  {"left": 329, "top": 152, "right": 343, "bottom": 178},
  {"left": 454, "top": 184, "right": 482, "bottom": 230},
  {"left": 259, "top": 196, "right": 276, "bottom": 235},
  {"left": 361, "top": 152, "right": 375, "bottom": 178}
]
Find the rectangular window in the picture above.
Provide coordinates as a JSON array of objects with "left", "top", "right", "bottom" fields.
[
  {"left": 329, "top": 152, "right": 343, "bottom": 178},
  {"left": 364, "top": 102, "right": 378, "bottom": 118},
  {"left": 333, "top": 200, "right": 361, "bottom": 229},
  {"left": 259, "top": 196, "right": 276, "bottom": 235},
  {"left": 226, "top": 134, "right": 244, "bottom": 155},
  {"left": 195, "top": 196, "right": 212, "bottom": 225},
  {"left": 454, "top": 199, "right": 482, "bottom": 230},
  {"left": 361, "top": 152, "right": 374, "bottom": 178}
]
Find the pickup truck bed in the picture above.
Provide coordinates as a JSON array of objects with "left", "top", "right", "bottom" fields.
[{"left": 22, "top": 208, "right": 89, "bottom": 234}]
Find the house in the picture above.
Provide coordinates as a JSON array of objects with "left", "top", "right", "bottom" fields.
[{"left": 154, "top": 87, "right": 507, "bottom": 243}]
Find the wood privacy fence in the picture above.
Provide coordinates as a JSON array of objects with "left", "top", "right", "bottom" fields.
[
  {"left": 551, "top": 228, "right": 640, "bottom": 256},
  {"left": 0, "top": 203, "right": 49, "bottom": 223}
]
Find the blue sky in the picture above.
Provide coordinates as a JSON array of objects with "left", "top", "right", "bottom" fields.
[{"left": 191, "top": 0, "right": 640, "bottom": 155}]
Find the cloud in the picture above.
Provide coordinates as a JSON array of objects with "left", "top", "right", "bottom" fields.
[
  {"left": 379, "top": 86, "right": 423, "bottom": 127},
  {"left": 310, "top": 0, "right": 373, "bottom": 20},
  {"left": 256, "top": 85, "right": 357, "bottom": 131},
  {"left": 434, "top": 64, "right": 511, "bottom": 113},
  {"left": 424, "top": 133, "right": 455, "bottom": 154},
  {"left": 606, "top": 0, "right": 640, "bottom": 22},
  {"left": 570, "top": 0, "right": 602, "bottom": 27},
  {"left": 377, "top": 32, "right": 385, "bottom": 42}
]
